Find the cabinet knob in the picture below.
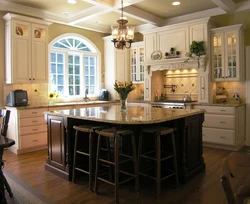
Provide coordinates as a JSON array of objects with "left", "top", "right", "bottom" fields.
[
  {"left": 202, "top": 87, "right": 204, "bottom": 89},
  {"left": 33, "top": 78, "right": 35, "bottom": 80},
  {"left": 29, "top": 78, "right": 32, "bottom": 80},
  {"left": 220, "top": 136, "right": 226, "bottom": 139}
]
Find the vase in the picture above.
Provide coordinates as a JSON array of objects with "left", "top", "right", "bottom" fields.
[
  {"left": 120, "top": 98, "right": 127, "bottom": 112},
  {"left": 49, "top": 98, "right": 55, "bottom": 106}
]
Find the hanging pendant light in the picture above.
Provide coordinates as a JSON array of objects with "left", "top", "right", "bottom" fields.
[{"left": 111, "top": 0, "right": 135, "bottom": 49}]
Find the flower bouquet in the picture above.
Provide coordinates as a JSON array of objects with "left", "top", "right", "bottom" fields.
[
  {"left": 114, "top": 81, "right": 135, "bottom": 111},
  {"left": 48, "top": 92, "right": 59, "bottom": 105}
]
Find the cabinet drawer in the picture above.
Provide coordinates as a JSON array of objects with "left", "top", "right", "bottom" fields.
[
  {"left": 203, "top": 114, "right": 235, "bottom": 129},
  {"left": 19, "top": 116, "right": 45, "bottom": 127},
  {"left": 19, "top": 108, "right": 47, "bottom": 118},
  {"left": 203, "top": 127, "right": 235, "bottom": 145},
  {"left": 193, "top": 105, "right": 235, "bottom": 115},
  {"left": 20, "top": 132, "right": 47, "bottom": 149},
  {"left": 20, "top": 124, "right": 47, "bottom": 135}
]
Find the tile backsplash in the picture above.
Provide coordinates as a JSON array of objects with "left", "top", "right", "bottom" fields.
[{"left": 4, "top": 83, "right": 49, "bottom": 105}]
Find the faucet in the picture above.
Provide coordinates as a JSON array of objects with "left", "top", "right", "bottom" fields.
[{"left": 83, "top": 88, "right": 90, "bottom": 102}]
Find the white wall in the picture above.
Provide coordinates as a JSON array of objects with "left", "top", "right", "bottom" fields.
[{"left": 245, "top": 46, "right": 250, "bottom": 146}]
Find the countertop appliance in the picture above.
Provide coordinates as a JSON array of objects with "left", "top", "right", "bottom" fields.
[
  {"left": 99, "top": 89, "right": 109, "bottom": 101},
  {"left": 151, "top": 100, "right": 197, "bottom": 109},
  {"left": 6, "top": 89, "right": 28, "bottom": 107}
]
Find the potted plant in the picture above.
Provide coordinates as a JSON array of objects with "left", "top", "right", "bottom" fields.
[{"left": 184, "top": 41, "right": 205, "bottom": 67}]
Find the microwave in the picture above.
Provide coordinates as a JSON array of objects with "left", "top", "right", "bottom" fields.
[{"left": 6, "top": 90, "right": 28, "bottom": 107}]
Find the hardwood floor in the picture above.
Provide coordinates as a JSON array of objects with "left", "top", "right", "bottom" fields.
[{"left": 2, "top": 146, "right": 250, "bottom": 204}]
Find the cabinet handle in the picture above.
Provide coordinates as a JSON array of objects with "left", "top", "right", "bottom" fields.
[
  {"left": 220, "top": 136, "right": 226, "bottom": 139},
  {"left": 202, "top": 134, "right": 206, "bottom": 136},
  {"left": 32, "top": 120, "right": 38, "bottom": 123},
  {"left": 33, "top": 78, "right": 35, "bottom": 80},
  {"left": 220, "top": 110, "right": 226, "bottom": 112},
  {"left": 29, "top": 78, "right": 32, "bottom": 80},
  {"left": 202, "top": 87, "right": 204, "bottom": 89},
  {"left": 32, "top": 128, "right": 38, "bottom": 131},
  {"left": 220, "top": 121, "right": 226, "bottom": 124},
  {"left": 33, "top": 140, "right": 38, "bottom": 142},
  {"left": 32, "top": 112, "right": 38, "bottom": 114}
]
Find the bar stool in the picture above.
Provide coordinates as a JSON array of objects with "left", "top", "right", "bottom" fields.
[
  {"left": 138, "top": 126, "right": 179, "bottom": 199},
  {"left": 94, "top": 128, "right": 139, "bottom": 204},
  {"left": 72, "top": 125, "right": 105, "bottom": 192}
]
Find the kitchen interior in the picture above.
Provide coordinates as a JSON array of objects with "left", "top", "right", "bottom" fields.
[{"left": 1, "top": 0, "right": 250, "bottom": 203}]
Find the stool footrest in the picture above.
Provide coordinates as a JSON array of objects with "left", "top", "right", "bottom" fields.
[{"left": 76, "top": 150, "right": 90, "bottom": 156}]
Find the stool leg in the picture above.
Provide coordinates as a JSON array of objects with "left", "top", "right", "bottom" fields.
[
  {"left": 89, "top": 132, "right": 93, "bottom": 192},
  {"left": 94, "top": 134, "right": 101, "bottom": 194},
  {"left": 157, "top": 133, "right": 161, "bottom": 199},
  {"left": 131, "top": 133, "right": 139, "bottom": 192},
  {"left": 72, "top": 130, "right": 78, "bottom": 183},
  {"left": 3, "top": 175, "right": 13, "bottom": 197},
  {"left": 138, "top": 132, "right": 143, "bottom": 175},
  {"left": 171, "top": 132, "right": 179, "bottom": 188},
  {"left": 106, "top": 138, "right": 112, "bottom": 182},
  {"left": 114, "top": 137, "right": 119, "bottom": 204}
]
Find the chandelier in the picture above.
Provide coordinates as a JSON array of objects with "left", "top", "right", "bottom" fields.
[{"left": 111, "top": 0, "right": 135, "bottom": 49}]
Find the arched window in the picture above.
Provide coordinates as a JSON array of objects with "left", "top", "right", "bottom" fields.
[{"left": 49, "top": 34, "right": 101, "bottom": 99}]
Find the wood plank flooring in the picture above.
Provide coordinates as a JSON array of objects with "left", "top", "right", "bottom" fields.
[{"left": 2, "top": 146, "right": 250, "bottom": 204}]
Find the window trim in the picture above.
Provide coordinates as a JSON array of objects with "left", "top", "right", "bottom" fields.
[{"left": 48, "top": 33, "right": 101, "bottom": 100}]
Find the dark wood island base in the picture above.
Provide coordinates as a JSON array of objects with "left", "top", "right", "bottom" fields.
[{"left": 44, "top": 104, "right": 205, "bottom": 185}]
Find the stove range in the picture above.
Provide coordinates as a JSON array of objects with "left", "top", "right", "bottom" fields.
[{"left": 151, "top": 100, "right": 197, "bottom": 109}]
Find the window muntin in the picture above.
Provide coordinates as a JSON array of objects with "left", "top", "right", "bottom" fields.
[{"left": 49, "top": 35, "right": 100, "bottom": 98}]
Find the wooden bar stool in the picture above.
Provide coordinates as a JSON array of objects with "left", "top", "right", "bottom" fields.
[
  {"left": 72, "top": 125, "right": 105, "bottom": 192},
  {"left": 138, "top": 126, "right": 179, "bottom": 199},
  {"left": 94, "top": 128, "right": 139, "bottom": 204}
]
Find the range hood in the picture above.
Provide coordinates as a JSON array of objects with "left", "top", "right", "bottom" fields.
[{"left": 143, "top": 56, "right": 206, "bottom": 74}]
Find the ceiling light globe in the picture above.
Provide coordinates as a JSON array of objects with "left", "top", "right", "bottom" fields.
[{"left": 172, "top": 1, "right": 180, "bottom": 6}]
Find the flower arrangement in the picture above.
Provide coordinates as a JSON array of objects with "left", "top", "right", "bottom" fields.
[
  {"left": 48, "top": 92, "right": 59, "bottom": 99},
  {"left": 114, "top": 80, "right": 136, "bottom": 100}
]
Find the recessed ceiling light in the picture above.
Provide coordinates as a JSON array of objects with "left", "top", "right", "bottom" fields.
[
  {"left": 172, "top": 1, "right": 180, "bottom": 6},
  {"left": 67, "top": 0, "right": 76, "bottom": 4},
  {"left": 62, "top": 11, "right": 71, "bottom": 15},
  {"left": 95, "top": 20, "right": 102, "bottom": 24}
]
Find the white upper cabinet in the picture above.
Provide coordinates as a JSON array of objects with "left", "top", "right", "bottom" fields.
[
  {"left": 211, "top": 24, "right": 245, "bottom": 82},
  {"left": 130, "top": 42, "right": 144, "bottom": 83},
  {"left": 3, "top": 13, "right": 50, "bottom": 84}
]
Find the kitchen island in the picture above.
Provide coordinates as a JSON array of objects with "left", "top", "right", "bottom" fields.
[{"left": 44, "top": 103, "right": 205, "bottom": 184}]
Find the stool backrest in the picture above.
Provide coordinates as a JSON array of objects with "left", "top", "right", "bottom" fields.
[{"left": 0, "top": 109, "right": 10, "bottom": 137}]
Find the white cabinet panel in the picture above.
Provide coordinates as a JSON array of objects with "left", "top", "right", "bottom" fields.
[
  {"left": 203, "top": 127, "right": 235, "bottom": 145},
  {"left": 20, "top": 124, "right": 47, "bottom": 135},
  {"left": 19, "top": 116, "right": 45, "bottom": 126},
  {"left": 204, "top": 114, "right": 235, "bottom": 129},
  {"left": 20, "top": 132, "right": 47, "bottom": 149}
]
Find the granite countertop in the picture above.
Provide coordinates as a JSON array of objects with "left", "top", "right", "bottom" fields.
[
  {"left": 5, "top": 100, "right": 112, "bottom": 109},
  {"left": 45, "top": 103, "right": 204, "bottom": 125}
]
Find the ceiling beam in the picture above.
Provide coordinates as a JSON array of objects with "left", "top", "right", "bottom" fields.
[
  {"left": 210, "top": 0, "right": 236, "bottom": 13},
  {"left": 123, "top": 5, "right": 165, "bottom": 26}
]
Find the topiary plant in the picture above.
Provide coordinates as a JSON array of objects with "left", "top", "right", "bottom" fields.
[{"left": 184, "top": 41, "right": 206, "bottom": 67}]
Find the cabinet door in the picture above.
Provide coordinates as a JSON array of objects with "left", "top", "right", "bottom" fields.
[
  {"left": 211, "top": 33, "right": 224, "bottom": 81},
  {"left": 47, "top": 115, "right": 66, "bottom": 171},
  {"left": 13, "top": 20, "right": 32, "bottom": 83},
  {"left": 131, "top": 47, "right": 137, "bottom": 82},
  {"left": 144, "top": 33, "right": 156, "bottom": 61},
  {"left": 224, "top": 31, "right": 238, "bottom": 81},
  {"left": 130, "top": 45, "right": 144, "bottom": 83},
  {"left": 32, "top": 24, "right": 48, "bottom": 83}
]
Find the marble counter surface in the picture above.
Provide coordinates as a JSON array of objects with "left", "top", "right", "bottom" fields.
[{"left": 45, "top": 103, "right": 204, "bottom": 125}]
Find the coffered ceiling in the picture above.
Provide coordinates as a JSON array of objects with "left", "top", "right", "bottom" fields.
[{"left": 0, "top": 0, "right": 249, "bottom": 34}]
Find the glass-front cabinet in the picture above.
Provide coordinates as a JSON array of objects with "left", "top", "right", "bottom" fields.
[
  {"left": 211, "top": 24, "right": 245, "bottom": 82},
  {"left": 130, "top": 42, "right": 144, "bottom": 83}
]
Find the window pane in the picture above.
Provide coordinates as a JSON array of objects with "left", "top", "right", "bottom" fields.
[
  {"left": 69, "top": 65, "right": 73, "bottom": 74},
  {"left": 75, "top": 76, "right": 80, "bottom": 85},
  {"left": 57, "top": 64, "right": 64, "bottom": 74},
  {"left": 90, "top": 66, "right": 95, "bottom": 75},
  {"left": 50, "top": 74, "right": 56, "bottom": 84},
  {"left": 85, "top": 76, "right": 89, "bottom": 85},
  {"left": 75, "top": 86, "right": 80, "bottom": 95},
  {"left": 69, "top": 86, "right": 74, "bottom": 95},
  {"left": 69, "top": 55, "right": 73, "bottom": 64},
  {"left": 90, "top": 76, "right": 95, "bottom": 85},
  {"left": 69, "top": 75, "right": 73, "bottom": 85},
  {"left": 75, "top": 66, "right": 80, "bottom": 74},
  {"left": 75, "top": 55, "right": 80, "bottom": 64},
  {"left": 58, "top": 86, "right": 64, "bottom": 95},
  {"left": 51, "top": 64, "right": 56, "bottom": 73},
  {"left": 57, "top": 54, "right": 64, "bottom": 63},
  {"left": 85, "top": 66, "right": 89, "bottom": 75},
  {"left": 90, "top": 57, "right": 95, "bottom": 65},
  {"left": 90, "top": 86, "right": 94, "bottom": 94},
  {"left": 51, "top": 53, "right": 56, "bottom": 62},
  {"left": 58, "top": 75, "right": 64, "bottom": 85}
]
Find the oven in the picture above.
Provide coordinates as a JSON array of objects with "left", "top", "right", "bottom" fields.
[{"left": 151, "top": 100, "right": 196, "bottom": 109}]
